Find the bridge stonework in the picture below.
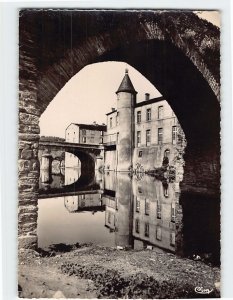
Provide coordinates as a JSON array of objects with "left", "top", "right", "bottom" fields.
[{"left": 18, "top": 10, "right": 220, "bottom": 249}]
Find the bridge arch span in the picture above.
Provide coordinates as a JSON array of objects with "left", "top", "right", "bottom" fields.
[
  {"left": 18, "top": 10, "right": 220, "bottom": 248},
  {"left": 65, "top": 149, "right": 96, "bottom": 176}
]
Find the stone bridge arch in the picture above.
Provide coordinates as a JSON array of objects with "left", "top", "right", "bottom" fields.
[{"left": 18, "top": 10, "right": 220, "bottom": 248}]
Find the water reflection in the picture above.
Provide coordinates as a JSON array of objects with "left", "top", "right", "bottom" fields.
[{"left": 38, "top": 167, "right": 220, "bottom": 265}]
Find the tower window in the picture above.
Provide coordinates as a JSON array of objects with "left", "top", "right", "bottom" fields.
[
  {"left": 170, "top": 231, "right": 175, "bottom": 246},
  {"left": 146, "top": 129, "right": 151, "bottom": 146},
  {"left": 82, "top": 136, "right": 86, "bottom": 143},
  {"left": 156, "top": 226, "right": 162, "bottom": 241},
  {"left": 137, "top": 111, "right": 141, "bottom": 123},
  {"left": 145, "top": 199, "right": 150, "bottom": 215},
  {"left": 157, "top": 201, "right": 161, "bottom": 219},
  {"left": 172, "top": 126, "right": 177, "bottom": 144},
  {"left": 82, "top": 129, "right": 86, "bottom": 135},
  {"left": 110, "top": 117, "right": 113, "bottom": 128},
  {"left": 137, "top": 131, "right": 141, "bottom": 147},
  {"left": 171, "top": 202, "right": 176, "bottom": 222},
  {"left": 136, "top": 198, "right": 140, "bottom": 212},
  {"left": 145, "top": 223, "right": 150, "bottom": 237},
  {"left": 158, "top": 128, "right": 163, "bottom": 144},
  {"left": 158, "top": 105, "right": 164, "bottom": 119},
  {"left": 138, "top": 150, "right": 143, "bottom": 157},
  {"left": 135, "top": 219, "right": 140, "bottom": 234},
  {"left": 146, "top": 108, "right": 151, "bottom": 121}
]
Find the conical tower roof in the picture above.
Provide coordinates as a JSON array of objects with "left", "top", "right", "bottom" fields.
[{"left": 116, "top": 69, "right": 137, "bottom": 94}]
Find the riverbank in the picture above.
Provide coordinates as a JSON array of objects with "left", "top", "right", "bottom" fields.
[{"left": 18, "top": 244, "right": 220, "bottom": 298}]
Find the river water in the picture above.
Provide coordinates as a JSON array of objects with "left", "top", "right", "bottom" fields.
[{"left": 38, "top": 167, "right": 220, "bottom": 266}]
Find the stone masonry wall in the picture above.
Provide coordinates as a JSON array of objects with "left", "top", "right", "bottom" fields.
[{"left": 18, "top": 27, "right": 40, "bottom": 249}]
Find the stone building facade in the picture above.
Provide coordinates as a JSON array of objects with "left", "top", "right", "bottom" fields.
[{"left": 104, "top": 69, "right": 185, "bottom": 174}]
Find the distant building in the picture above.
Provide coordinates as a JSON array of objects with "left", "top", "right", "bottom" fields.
[
  {"left": 104, "top": 69, "right": 185, "bottom": 173},
  {"left": 65, "top": 122, "right": 106, "bottom": 167},
  {"left": 64, "top": 193, "right": 105, "bottom": 213}
]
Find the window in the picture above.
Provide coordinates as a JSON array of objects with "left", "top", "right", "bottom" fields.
[
  {"left": 172, "top": 126, "right": 177, "bottom": 144},
  {"left": 82, "top": 136, "right": 86, "bottom": 143},
  {"left": 146, "top": 108, "right": 151, "bottom": 121},
  {"left": 82, "top": 129, "right": 86, "bottom": 135},
  {"left": 91, "top": 137, "right": 94, "bottom": 143},
  {"left": 136, "top": 198, "right": 140, "bottom": 212},
  {"left": 117, "top": 132, "right": 119, "bottom": 144},
  {"left": 171, "top": 202, "right": 176, "bottom": 223},
  {"left": 137, "top": 111, "right": 141, "bottom": 123},
  {"left": 170, "top": 231, "right": 176, "bottom": 246},
  {"left": 100, "top": 137, "right": 103, "bottom": 144},
  {"left": 158, "top": 105, "right": 164, "bottom": 119},
  {"left": 157, "top": 201, "right": 161, "bottom": 219},
  {"left": 138, "top": 150, "right": 143, "bottom": 157},
  {"left": 110, "top": 117, "right": 113, "bottom": 128},
  {"left": 137, "top": 131, "right": 141, "bottom": 147},
  {"left": 108, "top": 211, "right": 111, "bottom": 224},
  {"left": 115, "top": 198, "right": 119, "bottom": 210},
  {"left": 116, "top": 112, "right": 119, "bottom": 126},
  {"left": 145, "top": 223, "right": 149, "bottom": 237},
  {"left": 158, "top": 128, "right": 163, "bottom": 144},
  {"left": 156, "top": 226, "right": 162, "bottom": 241},
  {"left": 135, "top": 219, "right": 140, "bottom": 234},
  {"left": 145, "top": 199, "right": 150, "bottom": 215},
  {"left": 146, "top": 129, "right": 151, "bottom": 146},
  {"left": 163, "top": 182, "right": 169, "bottom": 198},
  {"left": 100, "top": 131, "right": 104, "bottom": 136},
  {"left": 164, "top": 149, "right": 170, "bottom": 158}
]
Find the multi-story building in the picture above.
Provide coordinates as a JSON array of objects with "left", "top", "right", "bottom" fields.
[
  {"left": 65, "top": 122, "right": 106, "bottom": 167},
  {"left": 104, "top": 69, "right": 185, "bottom": 173}
]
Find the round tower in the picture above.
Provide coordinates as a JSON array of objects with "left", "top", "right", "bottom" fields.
[{"left": 116, "top": 69, "right": 137, "bottom": 172}]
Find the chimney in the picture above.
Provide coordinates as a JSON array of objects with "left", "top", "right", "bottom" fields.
[
  {"left": 145, "top": 93, "right": 150, "bottom": 101},
  {"left": 111, "top": 107, "right": 115, "bottom": 112},
  {"left": 93, "top": 121, "right": 96, "bottom": 125}
]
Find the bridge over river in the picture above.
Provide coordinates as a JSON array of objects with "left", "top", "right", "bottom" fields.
[{"left": 39, "top": 140, "right": 105, "bottom": 175}]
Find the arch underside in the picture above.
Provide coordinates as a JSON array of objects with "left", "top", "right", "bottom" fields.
[{"left": 18, "top": 10, "right": 220, "bottom": 249}]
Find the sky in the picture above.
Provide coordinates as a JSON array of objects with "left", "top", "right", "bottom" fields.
[
  {"left": 40, "top": 63, "right": 161, "bottom": 138},
  {"left": 39, "top": 11, "right": 220, "bottom": 138}
]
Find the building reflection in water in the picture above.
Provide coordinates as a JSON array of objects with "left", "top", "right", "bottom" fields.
[
  {"left": 38, "top": 167, "right": 219, "bottom": 265},
  {"left": 103, "top": 172, "right": 180, "bottom": 252}
]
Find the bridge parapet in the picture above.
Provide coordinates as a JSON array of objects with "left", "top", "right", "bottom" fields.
[{"left": 39, "top": 140, "right": 105, "bottom": 151}]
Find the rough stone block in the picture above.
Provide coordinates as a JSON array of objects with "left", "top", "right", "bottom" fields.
[
  {"left": 18, "top": 133, "right": 40, "bottom": 141},
  {"left": 19, "top": 112, "right": 39, "bottom": 125},
  {"left": 18, "top": 205, "right": 38, "bottom": 215},
  {"left": 18, "top": 222, "right": 37, "bottom": 235},
  {"left": 18, "top": 235, "right": 37, "bottom": 250},
  {"left": 18, "top": 212, "right": 38, "bottom": 223},
  {"left": 18, "top": 159, "right": 31, "bottom": 173},
  {"left": 21, "top": 149, "right": 33, "bottom": 159}
]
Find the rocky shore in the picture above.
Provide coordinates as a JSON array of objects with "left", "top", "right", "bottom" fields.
[{"left": 18, "top": 244, "right": 220, "bottom": 299}]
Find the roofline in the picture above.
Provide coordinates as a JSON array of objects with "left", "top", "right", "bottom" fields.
[
  {"left": 106, "top": 110, "right": 117, "bottom": 116},
  {"left": 65, "top": 122, "right": 107, "bottom": 131},
  {"left": 115, "top": 89, "right": 138, "bottom": 95},
  {"left": 135, "top": 96, "right": 166, "bottom": 108},
  {"left": 105, "top": 96, "right": 166, "bottom": 115}
]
